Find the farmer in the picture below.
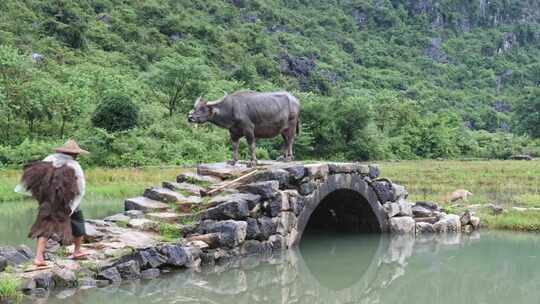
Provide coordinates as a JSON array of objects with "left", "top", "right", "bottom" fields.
[{"left": 15, "top": 139, "right": 89, "bottom": 266}]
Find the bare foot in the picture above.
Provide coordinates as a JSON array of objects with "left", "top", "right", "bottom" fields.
[
  {"left": 33, "top": 259, "right": 48, "bottom": 267},
  {"left": 69, "top": 252, "right": 89, "bottom": 260}
]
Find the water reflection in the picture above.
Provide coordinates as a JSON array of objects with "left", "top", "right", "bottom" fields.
[{"left": 36, "top": 231, "right": 540, "bottom": 304}]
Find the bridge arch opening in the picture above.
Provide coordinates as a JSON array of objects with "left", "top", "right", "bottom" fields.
[{"left": 303, "top": 189, "right": 382, "bottom": 235}]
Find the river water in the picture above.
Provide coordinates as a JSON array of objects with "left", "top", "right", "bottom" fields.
[{"left": 27, "top": 231, "right": 540, "bottom": 304}]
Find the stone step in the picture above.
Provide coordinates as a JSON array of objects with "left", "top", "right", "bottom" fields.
[
  {"left": 145, "top": 212, "right": 182, "bottom": 224},
  {"left": 197, "top": 162, "right": 252, "bottom": 179},
  {"left": 125, "top": 197, "right": 169, "bottom": 213},
  {"left": 144, "top": 187, "right": 184, "bottom": 203},
  {"left": 162, "top": 181, "right": 204, "bottom": 196},
  {"left": 170, "top": 194, "right": 203, "bottom": 213},
  {"left": 127, "top": 218, "right": 159, "bottom": 232},
  {"left": 177, "top": 172, "right": 221, "bottom": 185}
]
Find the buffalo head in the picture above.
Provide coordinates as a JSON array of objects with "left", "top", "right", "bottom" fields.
[
  {"left": 188, "top": 96, "right": 213, "bottom": 123},
  {"left": 188, "top": 93, "right": 227, "bottom": 123}
]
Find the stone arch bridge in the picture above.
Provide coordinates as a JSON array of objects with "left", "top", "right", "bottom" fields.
[
  {"left": 124, "top": 161, "right": 477, "bottom": 259},
  {"left": 5, "top": 161, "right": 480, "bottom": 299}
]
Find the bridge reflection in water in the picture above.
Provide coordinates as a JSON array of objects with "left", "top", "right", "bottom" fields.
[{"left": 43, "top": 231, "right": 540, "bottom": 304}]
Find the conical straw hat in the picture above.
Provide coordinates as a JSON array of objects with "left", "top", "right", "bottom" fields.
[{"left": 54, "top": 139, "right": 89, "bottom": 155}]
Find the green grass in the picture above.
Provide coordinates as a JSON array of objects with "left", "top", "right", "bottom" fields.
[
  {"left": 380, "top": 159, "right": 540, "bottom": 231},
  {"left": 481, "top": 211, "right": 540, "bottom": 232},
  {"left": 159, "top": 223, "right": 183, "bottom": 242},
  {"left": 0, "top": 274, "right": 23, "bottom": 303}
]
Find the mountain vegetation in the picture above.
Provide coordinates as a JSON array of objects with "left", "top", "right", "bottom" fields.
[{"left": 0, "top": 0, "right": 539, "bottom": 167}]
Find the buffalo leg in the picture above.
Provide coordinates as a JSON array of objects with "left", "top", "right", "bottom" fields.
[
  {"left": 245, "top": 132, "right": 257, "bottom": 167},
  {"left": 283, "top": 120, "right": 297, "bottom": 161},
  {"left": 228, "top": 133, "right": 241, "bottom": 166},
  {"left": 279, "top": 131, "right": 289, "bottom": 161}
]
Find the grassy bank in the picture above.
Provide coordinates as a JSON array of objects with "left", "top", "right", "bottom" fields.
[
  {"left": 0, "top": 274, "right": 22, "bottom": 303},
  {"left": 0, "top": 166, "right": 187, "bottom": 203},
  {"left": 380, "top": 159, "right": 540, "bottom": 231}
]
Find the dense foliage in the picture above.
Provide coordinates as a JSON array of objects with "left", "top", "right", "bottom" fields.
[
  {"left": 91, "top": 94, "right": 139, "bottom": 132},
  {"left": 0, "top": 0, "right": 539, "bottom": 167}
]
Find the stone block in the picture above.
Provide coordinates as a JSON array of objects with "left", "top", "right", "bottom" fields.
[
  {"left": 203, "top": 200, "right": 249, "bottom": 220},
  {"left": 52, "top": 268, "right": 77, "bottom": 288},
  {"left": 238, "top": 181, "right": 279, "bottom": 199},
  {"left": 98, "top": 267, "right": 121, "bottom": 284},
  {"left": 144, "top": 187, "right": 184, "bottom": 203},
  {"left": 207, "top": 220, "right": 248, "bottom": 248},
  {"left": 104, "top": 213, "right": 130, "bottom": 223},
  {"left": 282, "top": 165, "right": 306, "bottom": 182},
  {"left": 177, "top": 172, "right": 222, "bottom": 184},
  {"left": 240, "top": 240, "right": 272, "bottom": 256},
  {"left": 258, "top": 217, "right": 277, "bottom": 240},
  {"left": 389, "top": 217, "right": 415, "bottom": 234},
  {"left": 304, "top": 164, "right": 329, "bottom": 180},
  {"left": 415, "top": 222, "right": 435, "bottom": 234},
  {"left": 368, "top": 164, "right": 380, "bottom": 179},
  {"left": 197, "top": 162, "right": 251, "bottom": 179},
  {"left": 128, "top": 218, "right": 159, "bottom": 232},
  {"left": 248, "top": 169, "right": 290, "bottom": 188},
  {"left": 163, "top": 181, "right": 204, "bottom": 196},
  {"left": 116, "top": 260, "right": 141, "bottom": 280},
  {"left": 299, "top": 181, "right": 316, "bottom": 195},
  {"left": 124, "top": 197, "right": 169, "bottom": 213},
  {"left": 146, "top": 212, "right": 181, "bottom": 224}
]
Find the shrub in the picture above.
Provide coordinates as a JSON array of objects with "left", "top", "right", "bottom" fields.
[{"left": 91, "top": 94, "right": 139, "bottom": 132}]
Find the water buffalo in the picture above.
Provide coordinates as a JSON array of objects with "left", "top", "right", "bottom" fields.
[{"left": 188, "top": 91, "right": 300, "bottom": 167}]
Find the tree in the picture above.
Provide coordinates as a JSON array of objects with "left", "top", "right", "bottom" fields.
[
  {"left": 515, "top": 87, "right": 540, "bottom": 138},
  {"left": 143, "top": 55, "right": 212, "bottom": 116},
  {"left": 92, "top": 94, "right": 139, "bottom": 132}
]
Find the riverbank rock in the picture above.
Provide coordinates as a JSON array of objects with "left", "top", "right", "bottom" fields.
[
  {"left": 116, "top": 260, "right": 141, "bottom": 280},
  {"left": 159, "top": 245, "right": 201, "bottom": 268},
  {"left": 415, "top": 222, "right": 435, "bottom": 234},
  {"left": 0, "top": 246, "right": 32, "bottom": 266},
  {"left": 125, "top": 197, "right": 169, "bottom": 213},
  {"left": 510, "top": 154, "right": 533, "bottom": 161},
  {"left": 52, "top": 268, "right": 77, "bottom": 288},
  {"left": 470, "top": 216, "right": 481, "bottom": 229},
  {"left": 412, "top": 204, "right": 435, "bottom": 217},
  {"left": 98, "top": 267, "right": 121, "bottom": 283},
  {"left": 486, "top": 203, "right": 504, "bottom": 215},
  {"left": 433, "top": 214, "right": 461, "bottom": 233},
  {"left": 206, "top": 220, "right": 248, "bottom": 248},
  {"left": 390, "top": 217, "right": 415, "bottom": 234}
]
